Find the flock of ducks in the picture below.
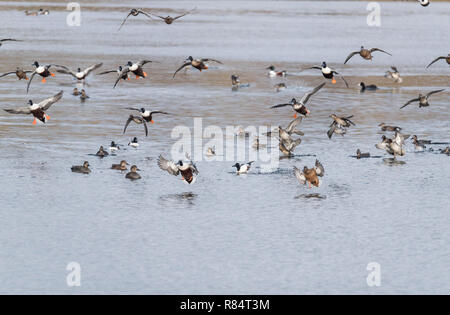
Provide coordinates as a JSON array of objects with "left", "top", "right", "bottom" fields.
[{"left": 1, "top": 3, "right": 448, "bottom": 187}]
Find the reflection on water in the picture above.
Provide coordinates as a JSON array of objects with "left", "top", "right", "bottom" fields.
[
  {"left": 383, "top": 158, "right": 407, "bottom": 166},
  {"left": 295, "top": 193, "right": 326, "bottom": 200},
  {"left": 159, "top": 192, "right": 198, "bottom": 207}
]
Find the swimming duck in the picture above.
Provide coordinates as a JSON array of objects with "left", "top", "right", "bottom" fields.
[
  {"left": 72, "top": 88, "right": 80, "bottom": 96},
  {"left": 419, "top": 0, "right": 430, "bottom": 7},
  {"left": 411, "top": 135, "right": 431, "bottom": 146},
  {"left": 275, "top": 83, "right": 287, "bottom": 92},
  {"left": 356, "top": 149, "right": 370, "bottom": 159},
  {"left": 294, "top": 160, "right": 325, "bottom": 188},
  {"left": 118, "top": 8, "right": 154, "bottom": 31},
  {"left": 27, "top": 61, "right": 55, "bottom": 93},
  {"left": 232, "top": 161, "right": 254, "bottom": 175},
  {"left": 56, "top": 63, "right": 103, "bottom": 82},
  {"left": 412, "top": 137, "right": 426, "bottom": 152},
  {"left": 344, "top": 46, "right": 392, "bottom": 64},
  {"left": 305, "top": 62, "right": 349, "bottom": 87},
  {"left": 25, "top": 10, "right": 39, "bottom": 16},
  {"left": 173, "top": 56, "right": 222, "bottom": 78},
  {"left": 252, "top": 136, "right": 266, "bottom": 150},
  {"left": 128, "top": 137, "right": 139, "bottom": 148},
  {"left": 111, "top": 160, "right": 129, "bottom": 171},
  {"left": 440, "top": 147, "right": 450, "bottom": 155},
  {"left": 271, "top": 82, "right": 325, "bottom": 118},
  {"left": 151, "top": 8, "right": 195, "bottom": 24},
  {"left": 400, "top": 89, "right": 445, "bottom": 109},
  {"left": 384, "top": 66, "right": 403, "bottom": 83},
  {"left": 3, "top": 90, "right": 63, "bottom": 124},
  {"left": 126, "top": 60, "right": 153, "bottom": 79},
  {"left": 39, "top": 9, "right": 49, "bottom": 15},
  {"left": 0, "top": 67, "right": 32, "bottom": 80},
  {"left": 158, "top": 154, "right": 199, "bottom": 184},
  {"left": 126, "top": 165, "right": 141, "bottom": 180},
  {"left": 426, "top": 54, "right": 449, "bottom": 68},
  {"left": 266, "top": 66, "right": 286, "bottom": 78},
  {"left": 0, "top": 39, "right": 21, "bottom": 47},
  {"left": 71, "top": 161, "right": 91, "bottom": 174},
  {"left": 359, "top": 82, "right": 377, "bottom": 92},
  {"left": 96, "top": 146, "right": 109, "bottom": 158},
  {"left": 206, "top": 146, "right": 216, "bottom": 156},
  {"left": 109, "top": 141, "right": 120, "bottom": 152},
  {"left": 378, "top": 123, "right": 401, "bottom": 132},
  {"left": 80, "top": 89, "right": 89, "bottom": 102},
  {"left": 328, "top": 114, "right": 355, "bottom": 139}
]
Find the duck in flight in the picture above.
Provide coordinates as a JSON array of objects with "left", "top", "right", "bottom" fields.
[
  {"left": 271, "top": 83, "right": 325, "bottom": 118},
  {"left": 400, "top": 89, "right": 445, "bottom": 109},
  {"left": 294, "top": 160, "right": 325, "bottom": 188},
  {"left": 151, "top": 8, "right": 195, "bottom": 24},
  {"left": 305, "top": 62, "right": 348, "bottom": 87},
  {"left": 27, "top": 61, "right": 56, "bottom": 93},
  {"left": 98, "top": 66, "right": 130, "bottom": 86},
  {"left": 118, "top": 8, "right": 153, "bottom": 31},
  {"left": 344, "top": 46, "right": 392, "bottom": 64},
  {"left": 173, "top": 56, "right": 222, "bottom": 78},
  {"left": 378, "top": 123, "right": 402, "bottom": 132},
  {"left": 56, "top": 63, "right": 103, "bottom": 82},
  {"left": 158, "top": 154, "right": 199, "bottom": 184},
  {"left": 384, "top": 66, "right": 403, "bottom": 83},
  {"left": 0, "top": 67, "right": 32, "bottom": 80},
  {"left": 426, "top": 54, "right": 450, "bottom": 68},
  {"left": 123, "top": 108, "right": 169, "bottom": 136},
  {"left": 3, "top": 90, "right": 63, "bottom": 124},
  {"left": 328, "top": 114, "right": 355, "bottom": 139},
  {"left": 126, "top": 60, "right": 153, "bottom": 79}
]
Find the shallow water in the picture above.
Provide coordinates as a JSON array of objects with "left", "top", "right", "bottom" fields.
[{"left": 0, "top": 1, "right": 449, "bottom": 294}]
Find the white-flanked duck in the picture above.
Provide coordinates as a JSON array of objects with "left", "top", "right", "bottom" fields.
[
  {"left": 111, "top": 160, "right": 129, "bottom": 171},
  {"left": 400, "top": 89, "right": 445, "bottom": 109},
  {"left": 294, "top": 160, "right": 325, "bottom": 188},
  {"left": 378, "top": 123, "right": 402, "bottom": 132},
  {"left": 426, "top": 54, "right": 449, "bottom": 68},
  {"left": 375, "top": 135, "right": 390, "bottom": 150},
  {"left": 109, "top": 141, "right": 120, "bottom": 153},
  {"left": 56, "top": 63, "right": 103, "bottom": 82},
  {"left": 0, "top": 38, "right": 21, "bottom": 47},
  {"left": 266, "top": 65, "right": 286, "bottom": 78},
  {"left": 150, "top": 7, "right": 196, "bottom": 24},
  {"left": 344, "top": 46, "right": 392, "bottom": 64},
  {"left": 305, "top": 62, "right": 349, "bottom": 87},
  {"left": 359, "top": 82, "right": 377, "bottom": 92},
  {"left": 271, "top": 82, "right": 325, "bottom": 118},
  {"left": 71, "top": 161, "right": 91, "bottom": 174},
  {"left": 126, "top": 60, "right": 153, "bottom": 79},
  {"left": 27, "top": 61, "right": 56, "bottom": 93},
  {"left": 118, "top": 8, "right": 154, "bottom": 31},
  {"left": 328, "top": 114, "right": 355, "bottom": 139},
  {"left": 96, "top": 146, "right": 109, "bottom": 158},
  {"left": 232, "top": 161, "right": 254, "bottom": 175},
  {"left": 126, "top": 165, "right": 141, "bottom": 180},
  {"left": 419, "top": 0, "right": 430, "bottom": 7},
  {"left": 173, "top": 56, "right": 222, "bottom": 78},
  {"left": 0, "top": 67, "right": 32, "bottom": 80},
  {"left": 123, "top": 108, "right": 169, "bottom": 137},
  {"left": 3, "top": 90, "right": 63, "bottom": 124},
  {"left": 412, "top": 137, "right": 426, "bottom": 152},
  {"left": 158, "top": 154, "right": 199, "bottom": 184},
  {"left": 128, "top": 137, "right": 139, "bottom": 148},
  {"left": 384, "top": 66, "right": 403, "bottom": 83}
]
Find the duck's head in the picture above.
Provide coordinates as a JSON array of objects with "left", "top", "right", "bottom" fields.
[
  {"left": 321, "top": 62, "right": 327, "bottom": 68},
  {"left": 28, "top": 100, "right": 33, "bottom": 105},
  {"left": 130, "top": 8, "right": 138, "bottom": 15},
  {"left": 120, "top": 160, "right": 129, "bottom": 167},
  {"left": 359, "top": 82, "right": 365, "bottom": 87},
  {"left": 77, "top": 67, "right": 81, "bottom": 72},
  {"left": 83, "top": 161, "right": 90, "bottom": 168},
  {"left": 187, "top": 56, "right": 193, "bottom": 61},
  {"left": 360, "top": 46, "right": 364, "bottom": 50},
  {"left": 39, "top": 8, "right": 43, "bottom": 12},
  {"left": 177, "top": 160, "right": 183, "bottom": 167},
  {"left": 118, "top": 66, "right": 123, "bottom": 71},
  {"left": 127, "top": 61, "right": 133, "bottom": 66},
  {"left": 140, "top": 108, "right": 145, "bottom": 113},
  {"left": 267, "top": 65, "right": 275, "bottom": 71},
  {"left": 111, "top": 141, "right": 116, "bottom": 146},
  {"left": 132, "top": 137, "right": 138, "bottom": 142},
  {"left": 303, "top": 166, "right": 308, "bottom": 172},
  {"left": 378, "top": 123, "right": 385, "bottom": 127},
  {"left": 130, "top": 165, "right": 140, "bottom": 172},
  {"left": 232, "top": 163, "right": 240, "bottom": 168},
  {"left": 290, "top": 98, "right": 297, "bottom": 104},
  {"left": 33, "top": 61, "right": 39, "bottom": 67},
  {"left": 99, "top": 146, "right": 104, "bottom": 151},
  {"left": 381, "top": 135, "right": 387, "bottom": 141},
  {"left": 357, "top": 149, "right": 361, "bottom": 156},
  {"left": 329, "top": 114, "right": 337, "bottom": 119},
  {"left": 412, "top": 135, "right": 418, "bottom": 141}
]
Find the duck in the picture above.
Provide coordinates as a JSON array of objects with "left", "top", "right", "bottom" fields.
[
  {"left": 206, "top": 146, "right": 216, "bottom": 156},
  {"left": 359, "top": 82, "right": 377, "bottom": 92},
  {"left": 151, "top": 8, "right": 195, "bottom": 24},
  {"left": 173, "top": 56, "right": 222, "bottom": 78},
  {"left": 252, "top": 136, "right": 266, "bottom": 150},
  {"left": 376, "top": 132, "right": 408, "bottom": 158},
  {"left": 26, "top": 61, "right": 56, "bottom": 93},
  {"left": 375, "top": 135, "right": 390, "bottom": 150},
  {"left": 3, "top": 90, "right": 63, "bottom": 124},
  {"left": 0, "top": 38, "right": 21, "bottom": 47},
  {"left": 25, "top": 9, "right": 40, "bottom": 16},
  {"left": 384, "top": 66, "right": 403, "bottom": 83},
  {"left": 294, "top": 160, "right": 325, "bottom": 188},
  {"left": 56, "top": 63, "right": 103, "bottom": 82},
  {"left": 71, "top": 161, "right": 91, "bottom": 174},
  {"left": 440, "top": 147, "right": 450, "bottom": 155},
  {"left": 344, "top": 46, "right": 392, "bottom": 64},
  {"left": 111, "top": 160, "right": 129, "bottom": 170},
  {"left": 128, "top": 137, "right": 139, "bottom": 148},
  {"left": 72, "top": 88, "right": 80, "bottom": 96},
  {"left": 419, "top": 0, "right": 430, "bottom": 7},
  {"left": 158, "top": 154, "right": 199, "bottom": 184},
  {"left": 109, "top": 141, "right": 120, "bottom": 153},
  {"left": 412, "top": 137, "right": 426, "bottom": 152},
  {"left": 0, "top": 67, "right": 32, "bottom": 80},
  {"left": 118, "top": 8, "right": 154, "bottom": 31},
  {"left": 400, "top": 89, "right": 445, "bottom": 109},
  {"left": 305, "top": 62, "right": 349, "bottom": 87},
  {"left": 232, "top": 161, "right": 254, "bottom": 175},
  {"left": 123, "top": 108, "right": 169, "bottom": 136},
  {"left": 426, "top": 54, "right": 449, "bottom": 68},
  {"left": 80, "top": 89, "right": 89, "bottom": 102},
  {"left": 271, "top": 82, "right": 325, "bottom": 118},
  {"left": 96, "top": 146, "right": 109, "bottom": 157},
  {"left": 39, "top": 9, "right": 50, "bottom": 15},
  {"left": 126, "top": 60, "right": 153, "bottom": 79},
  {"left": 378, "top": 123, "right": 401, "bottom": 132},
  {"left": 356, "top": 149, "right": 370, "bottom": 159},
  {"left": 266, "top": 65, "right": 286, "bottom": 78},
  {"left": 98, "top": 66, "right": 131, "bottom": 88},
  {"left": 126, "top": 165, "right": 141, "bottom": 180},
  {"left": 231, "top": 75, "right": 249, "bottom": 91},
  {"left": 235, "top": 126, "right": 250, "bottom": 137},
  {"left": 278, "top": 117, "right": 304, "bottom": 143},
  {"left": 328, "top": 114, "right": 355, "bottom": 139},
  {"left": 279, "top": 137, "right": 302, "bottom": 156},
  {"left": 411, "top": 135, "right": 431, "bottom": 146},
  {"left": 275, "top": 83, "right": 287, "bottom": 92}
]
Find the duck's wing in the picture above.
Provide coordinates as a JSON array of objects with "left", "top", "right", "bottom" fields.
[
  {"left": 344, "top": 116, "right": 355, "bottom": 126},
  {"left": 327, "top": 123, "right": 336, "bottom": 139},
  {"left": 173, "top": 7, "right": 196, "bottom": 20},
  {"left": 293, "top": 166, "right": 306, "bottom": 185},
  {"left": 56, "top": 67, "right": 77, "bottom": 77},
  {"left": 340, "top": 75, "right": 349, "bottom": 88},
  {"left": 426, "top": 89, "right": 445, "bottom": 98},
  {"left": 123, "top": 115, "right": 135, "bottom": 134},
  {"left": 150, "top": 111, "right": 170, "bottom": 115},
  {"left": 26, "top": 71, "right": 37, "bottom": 93},
  {"left": 173, "top": 62, "right": 191, "bottom": 78},
  {"left": 152, "top": 14, "right": 167, "bottom": 20},
  {"left": 124, "top": 107, "right": 141, "bottom": 112},
  {"left": 314, "top": 160, "right": 325, "bottom": 177},
  {"left": 113, "top": 67, "right": 130, "bottom": 88},
  {"left": 157, "top": 155, "right": 180, "bottom": 176},
  {"left": 83, "top": 63, "right": 103, "bottom": 75},
  {"left": 4, "top": 106, "right": 31, "bottom": 115},
  {"left": 0, "top": 38, "right": 21, "bottom": 42},
  {"left": 303, "top": 66, "right": 322, "bottom": 71},
  {"left": 143, "top": 119, "right": 148, "bottom": 136},
  {"left": 400, "top": 97, "right": 420, "bottom": 109},
  {"left": 117, "top": 11, "right": 134, "bottom": 31},
  {"left": 344, "top": 51, "right": 360, "bottom": 64},
  {"left": 270, "top": 103, "right": 291, "bottom": 109},
  {"left": 0, "top": 71, "right": 17, "bottom": 78},
  {"left": 300, "top": 82, "right": 325, "bottom": 104},
  {"left": 426, "top": 56, "right": 445, "bottom": 68},
  {"left": 137, "top": 60, "right": 153, "bottom": 67},
  {"left": 286, "top": 117, "right": 303, "bottom": 133},
  {"left": 97, "top": 69, "right": 117, "bottom": 75},
  {"left": 37, "top": 90, "right": 63, "bottom": 110},
  {"left": 391, "top": 66, "right": 398, "bottom": 72},
  {"left": 370, "top": 48, "right": 392, "bottom": 56},
  {"left": 201, "top": 58, "right": 223, "bottom": 64}
]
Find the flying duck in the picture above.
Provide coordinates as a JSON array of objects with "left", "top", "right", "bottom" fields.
[
  {"left": 328, "top": 114, "right": 355, "bottom": 139},
  {"left": 384, "top": 66, "right": 403, "bottom": 83},
  {"left": 356, "top": 149, "right": 370, "bottom": 159},
  {"left": 344, "top": 46, "right": 392, "bottom": 64},
  {"left": 271, "top": 83, "right": 325, "bottom": 118},
  {"left": 173, "top": 56, "right": 222, "bottom": 78},
  {"left": 123, "top": 108, "right": 169, "bottom": 136},
  {"left": 305, "top": 62, "right": 349, "bottom": 87},
  {"left": 56, "top": 63, "right": 103, "bottom": 82},
  {"left": 0, "top": 67, "right": 32, "bottom": 80},
  {"left": 3, "top": 90, "right": 63, "bottom": 124},
  {"left": 359, "top": 82, "right": 377, "bottom": 92},
  {"left": 375, "top": 135, "right": 390, "bottom": 151},
  {"left": 266, "top": 65, "right": 286, "bottom": 78},
  {"left": 278, "top": 117, "right": 304, "bottom": 156},
  {"left": 294, "top": 160, "right": 325, "bottom": 188},
  {"left": 400, "top": 89, "right": 445, "bottom": 109},
  {"left": 126, "top": 60, "right": 153, "bottom": 79},
  {"left": 111, "top": 160, "right": 129, "bottom": 170},
  {"left": 151, "top": 8, "right": 195, "bottom": 24},
  {"left": 27, "top": 61, "right": 56, "bottom": 93},
  {"left": 98, "top": 66, "right": 130, "bottom": 86},
  {"left": 71, "top": 161, "right": 91, "bottom": 174},
  {"left": 376, "top": 132, "right": 409, "bottom": 158},
  {"left": 232, "top": 161, "right": 254, "bottom": 175},
  {"left": 109, "top": 141, "right": 120, "bottom": 152},
  {"left": 378, "top": 123, "right": 401, "bottom": 132},
  {"left": 128, "top": 137, "right": 139, "bottom": 148},
  {"left": 0, "top": 39, "right": 21, "bottom": 47},
  {"left": 126, "top": 165, "right": 141, "bottom": 180},
  {"left": 118, "top": 8, "right": 154, "bottom": 31},
  {"left": 96, "top": 146, "right": 109, "bottom": 157},
  {"left": 426, "top": 54, "right": 449, "bottom": 68},
  {"left": 158, "top": 154, "right": 199, "bottom": 184}
]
